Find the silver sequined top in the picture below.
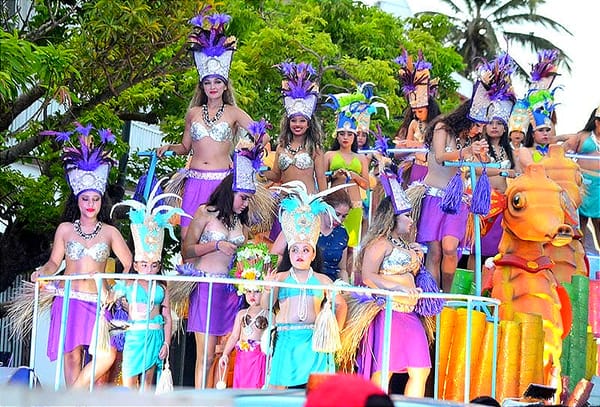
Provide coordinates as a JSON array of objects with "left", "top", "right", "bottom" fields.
[{"left": 191, "top": 121, "right": 233, "bottom": 143}]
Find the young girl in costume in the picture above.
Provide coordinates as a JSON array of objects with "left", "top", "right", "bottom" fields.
[
  {"left": 111, "top": 181, "right": 187, "bottom": 389},
  {"left": 219, "top": 289, "right": 270, "bottom": 389},
  {"left": 32, "top": 124, "right": 132, "bottom": 388},
  {"left": 264, "top": 62, "right": 326, "bottom": 194},
  {"left": 262, "top": 182, "right": 347, "bottom": 389},
  {"left": 180, "top": 122, "right": 267, "bottom": 389},
  {"left": 156, "top": 10, "right": 254, "bottom": 241}
]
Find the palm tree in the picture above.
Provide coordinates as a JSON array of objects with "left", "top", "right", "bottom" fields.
[{"left": 417, "top": 0, "right": 572, "bottom": 79}]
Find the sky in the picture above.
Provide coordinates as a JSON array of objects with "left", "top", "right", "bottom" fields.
[{"left": 374, "top": 0, "right": 597, "bottom": 135}]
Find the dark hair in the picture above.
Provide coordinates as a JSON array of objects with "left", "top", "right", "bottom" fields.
[
  {"left": 206, "top": 174, "right": 250, "bottom": 229},
  {"left": 581, "top": 107, "right": 599, "bottom": 132},
  {"left": 277, "top": 245, "right": 323, "bottom": 273},
  {"left": 397, "top": 97, "right": 442, "bottom": 140},
  {"left": 365, "top": 394, "right": 395, "bottom": 407},
  {"left": 61, "top": 191, "right": 114, "bottom": 225},
  {"left": 323, "top": 189, "right": 352, "bottom": 209},
  {"left": 470, "top": 396, "right": 501, "bottom": 407},
  {"left": 278, "top": 114, "right": 324, "bottom": 157},
  {"left": 331, "top": 131, "right": 359, "bottom": 152},
  {"left": 424, "top": 100, "right": 473, "bottom": 147},
  {"left": 523, "top": 124, "right": 535, "bottom": 147},
  {"left": 484, "top": 123, "right": 515, "bottom": 169}
]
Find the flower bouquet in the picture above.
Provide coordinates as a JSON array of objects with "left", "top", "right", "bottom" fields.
[{"left": 230, "top": 242, "right": 277, "bottom": 295}]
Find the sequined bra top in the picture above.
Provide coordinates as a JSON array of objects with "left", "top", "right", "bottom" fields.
[
  {"left": 190, "top": 121, "right": 233, "bottom": 143},
  {"left": 199, "top": 229, "right": 245, "bottom": 247},
  {"left": 66, "top": 241, "right": 110, "bottom": 263},
  {"left": 278, "top": 151, "right": 314, "bottom": 171},
  {"left": 380, "top": 247, "right": 421, "bottom": 276}
]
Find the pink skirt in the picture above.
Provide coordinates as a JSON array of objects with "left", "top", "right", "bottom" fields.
[
  {"left": 47, "top": 295, "right": 97, "bottom": 361},
  {"left": 357, "top": 310, "right": 430, "bottom": 378},
  {"left": 233, "top": 343, "right": 266, "bottom": 389}
]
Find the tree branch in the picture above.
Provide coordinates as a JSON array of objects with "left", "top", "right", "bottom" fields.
[{"left": 0, "top": 85, "right": 46, "bottom": 132}]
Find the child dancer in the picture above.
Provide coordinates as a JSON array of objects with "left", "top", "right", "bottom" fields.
[{"left": 111, "top": 182, "right": 189, "bottom": 389}]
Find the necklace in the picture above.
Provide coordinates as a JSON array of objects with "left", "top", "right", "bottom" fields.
[
  {"left": 225, "top": 215, "right": 238, "bottom": 231},
  {"left": 74, "top": 220, "right": 102, "bottom": 241},
  {"left": 389, "top": 235, "right": 409, "bottom": 249},
  {"left": 491, "top": 143, "right": 508, "bottom": 162},
  {"left": 455, "top": 135, "right": 472, "bottom": 151},
  {"left": 202, "top": 104, "right": 225, "bottom": 128},
  {"left": 289, "top": 267, "right": 314, "bottom": 321},
  {"left": 286, "top": 143, "right": 304, "bottom": 155},
  {"left": 242, "top": 309, "right": 265, "bottom": 337}
]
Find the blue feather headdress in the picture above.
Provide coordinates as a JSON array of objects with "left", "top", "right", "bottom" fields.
[{"left": 324, "top": 83, "right": 389, "bottom": 133}]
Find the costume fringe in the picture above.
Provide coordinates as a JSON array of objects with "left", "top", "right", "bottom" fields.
[
  {"left": 336, "top": 292, "right": 384, "bottom": 369},
  {"left": 312, "top": 299, "right": 341, "bottom": 353},
  {"left": 421, "top": 315, "right": 436, "bottom": 345},
  {"left": 5, "top": 281, "right": 54, "bottom": 340},
  {"left": 405, "top": 182, "right": 427, "bottom": 225},
  {"left": 163, "top": 170, "right": 187, "bottom": 208},
  {"left": 247, "top": 183, "right": 276, "bottom": 234},
  {"left": 93, "top": 309, "right": 112, "bottom": 353},
  {"left": 167, "top": 281, "right": 194, "bottom": 323}
]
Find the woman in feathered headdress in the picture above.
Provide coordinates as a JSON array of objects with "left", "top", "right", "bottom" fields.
[
  {"left": 157, "top": 7, "right": 259, "bottom": 241},
  {"left": 32, "top": 123, "right": 132, "bottom": 387},
  {"left": 393, "top": 49, "right": 442, "bottom": 183},
  {"left": 261, "top": 181, "right": 347, "bottom": 389},
  {"left": 324, "top": 83, "right": 386, "bottom": 283},
  {"left": 263, "top": 61, "right": 327, "bottom": 194},
  {"left": 179, "top": 120, "right": 269, "bottom": 389}
]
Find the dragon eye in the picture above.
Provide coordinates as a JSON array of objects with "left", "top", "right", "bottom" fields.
[{"left": 512, "top": 193, "right": 526, "bottom": 210}]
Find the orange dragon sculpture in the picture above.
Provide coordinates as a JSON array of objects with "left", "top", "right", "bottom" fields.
[
  {"left": 485, "top": 163, "right": 574, "bottom": 386},
  {"left": 540, "top": 144, "right": 589, "bottom": 283}
]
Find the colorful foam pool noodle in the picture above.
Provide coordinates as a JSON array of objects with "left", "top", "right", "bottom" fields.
[
  {"left": 445, "top": 308, "right": 487, "bottom": 402},
  {"left": 589, "top": 278, "right": 600, "bottom": 337},
  {"left": 562, "top": 276, "right": 589, "bottom": 392},
  {"left": 470, "top": 321, "right": 494, "bottom": 400},
  {"left": 496, "top": 320, "right": 521, "bottom": 401},
  {"left": 585, "top": 329, "right": 597, "bottom": 379},
  {"left": 450, "top": 268, "right": 474, "bottom": 295},
  {"left": 438, "top": 307, "right": 457, "bottom": 398},
  {"left": 514, "top": 312, "right": 544, "bottom": 393}
]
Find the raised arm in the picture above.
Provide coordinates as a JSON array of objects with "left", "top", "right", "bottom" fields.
[{"left": 156, "top": 109, "right": 195, "bottom": 157}]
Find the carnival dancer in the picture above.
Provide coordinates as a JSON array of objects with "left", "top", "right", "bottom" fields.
[
  {"left": 324, "top": 83, "right": 386, "bottom": 283},
  {"left": 180, "top": 121, "right": 268, "bottom": 388},
  {"left": 32, "top": 124, "right": 132, "bottom": 387},
  {"left": 157, "top": 9, "right": 255, "bottom": 240},
  {"left": 559, "top": 106, "right": 600, "bottom": 250},
  {"left": 262, "top": 182, "right": 347, "bottom": 388},
  {"left": 110, "top": 181, "right": 188, "bottom": 389},
  {"left": 219, "top": 285, "right": 270, "bottom": 388},
  {"left": 393, "top": 49, "right": 441, "bottom": 184},
  {"left": 355, "top": 179, "right": 432, "bottom": 396},
  {"left": 507, "top": 99, "right": 529, "bottom": 163},
  {"left": 264, "top": 61, "right": 326, "bottom": 194}
]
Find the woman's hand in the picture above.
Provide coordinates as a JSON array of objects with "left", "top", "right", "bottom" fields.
[
  {"left": 156, "top": 144, "right": 171, "bottom": 158},
  {"left": 216, "top": 240, "right": 237, "bottom": 256},
  {"left": 31, "top": 269, "right": 42, "bottom": 282},
  {"left": 393, "top": 285, "right": 422, "bottom": 300}
]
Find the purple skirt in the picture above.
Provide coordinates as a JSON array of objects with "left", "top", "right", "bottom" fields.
[
  {"left": 233, "top": 345, "right": 266, "bottom": 389},
  {"left": 409, "top": 163, "right": 428, "bottom": 184},
  {"left": 416, "top": 194, "right": 468, "bottom": 243},
  {"left": 357, "top": 310, "right": 430, "bottom": 378},
  {"left": 187, "top": 281, "right": 242, "bottom": 336},
  {"left": 47, "top": 295, "right": 97, "bottom": 361},
  {"left": 181, "top": 168, "right": 230, "bottom": 227},
  {"left": 481, "top": 213, "right": 503, "bottom": 257}
]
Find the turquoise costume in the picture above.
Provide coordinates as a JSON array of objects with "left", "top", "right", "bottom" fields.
[
  {"left": 114, "top": 281, "right": 166, "bottom": 378},
  {"left": 269, "top": 272, "right": 328, "bottom": 387}
]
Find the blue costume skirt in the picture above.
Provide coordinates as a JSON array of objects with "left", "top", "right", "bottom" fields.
[
  {"left": 581, "top": 170, "right": 600, "bottom": 218},
  {"left": 122, "top": 315, "right": 165, "bottom": 378},
  {"left": 269, "top": 323, "right": 329, "bottom": 387}
]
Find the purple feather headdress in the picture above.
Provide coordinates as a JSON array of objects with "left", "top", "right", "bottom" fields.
[
  {"left": 277, "top": 61, "right": 319, "bottom": 119},
  {"left": 233, "top": 119, "right": 270, "bottom": 194},
  {"left": 41, "top": 122, "right": 116, "bottom": 196},
  {"left": 188, "top": 8, "right": 237, "bottom": 82},
  {"left": 394, "top": 49, "right": 433, "bottom": 109},
  {"left": 468, "top": 53, "right": 516, "bottom": 125},
  {"left": 530, "top": 49, "right": 559, "bottom": 89}
]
